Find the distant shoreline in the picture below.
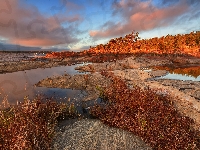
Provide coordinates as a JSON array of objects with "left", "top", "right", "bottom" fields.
[{"left": 0, "top": 50, "right": 52, "bottom": 53}]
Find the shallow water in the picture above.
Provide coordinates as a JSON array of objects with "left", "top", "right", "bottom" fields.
[{"left": 0, "top": 64, "right": 87, "bottom": 107}]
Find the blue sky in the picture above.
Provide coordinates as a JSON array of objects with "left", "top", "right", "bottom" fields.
[{"left": 0, "top": 0, "right": 200, "bottom": 51}]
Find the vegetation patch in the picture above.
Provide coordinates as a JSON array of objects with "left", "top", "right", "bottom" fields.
[
  {"left": 0, "top": 97, "right": 76, "bottom": 150},
  {"left": 45, "top": 31, "right": 200, "bottom": 59},
  {"left": 91, "top": 71, "right": 200, "bottom": 150}
]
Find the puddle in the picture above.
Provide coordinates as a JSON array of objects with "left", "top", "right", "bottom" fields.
[{"left": 153, "top": 66, "right": 200, "bottom": 81}]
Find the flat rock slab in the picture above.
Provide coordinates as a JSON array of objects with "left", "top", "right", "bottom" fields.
[
  {"left": 113, "top": 69, "right": 150, "bottom": 80},
  {"left": 52, "top": 119, "right": 152, "bottom": 150},
  {"left": 153, "top": 79, "right": 200, "bottom": 100},
  {"left": 75, "top": 57, "right": 141, "bottom": 73},
  {"left": 148, "top": 70, "right": 168, "bottom": 78}
]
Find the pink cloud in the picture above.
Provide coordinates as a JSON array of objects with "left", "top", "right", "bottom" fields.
[
  {"left": 0, "top": 0, "right": 81, "bottom": 47},
  {"left": 89, "top": 0, "right": 189, "bottom": 39},
  {"left": 12, "top": 39, "right": 64, "bottom": 47}
]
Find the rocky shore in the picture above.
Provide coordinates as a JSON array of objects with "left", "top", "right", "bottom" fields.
[
  {"left": 0, "top": 56, "right": 88, "bottom": 74},
  {"left": 1, "top": 54, "right": 200, "bottom": 149},
  {"left": 1, "top": 54, "right": 200, "bottom": 74}
]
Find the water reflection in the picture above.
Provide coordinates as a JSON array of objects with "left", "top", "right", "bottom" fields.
[
  {"left": 154, "top": 65, "right": 200, "bottom": 81},
  {"left": 159, "top": 73, "right": 200, "bottom": 81},
  {"left": 154, "top": 66, "right": 200, "bottom": 78},
  {"left": 0, "top": 65, "right": 86, "bottom": 107}
]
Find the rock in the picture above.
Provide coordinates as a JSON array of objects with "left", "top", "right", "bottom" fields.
[
  {"left": 149, "top": 70, "right": 168, "bottom": 78},
  {"left": 113, "top": 69, "right": 150, "bottom": 81},
  {"left": 191, "top": 89, "right": 200, "bottom": 100},
  {"left": 52, "top": 119, "right": 152, "bottom": 150}
]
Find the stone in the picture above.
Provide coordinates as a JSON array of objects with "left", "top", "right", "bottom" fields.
[{"left": 192, "top": 89, "right": 200, "bottom": 100}]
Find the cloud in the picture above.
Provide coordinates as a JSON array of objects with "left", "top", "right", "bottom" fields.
[
  {"left": 89, "top": 0, "right": 189, "bottom": 39},
  {"left": 64, "top": 0, "right": 84, "bottom": 12},
  {"left": 0, "top": 42, "right": 41, "bottom": 51},
  {"left": 185, "top": 0, "right": 200, "bottom": 5},
  {"left": 79, "top": 45, "right": 90, "bottom": 50},
  {"left": 0, "top": 0, "right": 82, "bottom": 47},
  {"left": 160, "top": 0, "right": 179, "bottom": 6},
  {"left": 161, "top": 0, "right": 200, "bottom": 6}
]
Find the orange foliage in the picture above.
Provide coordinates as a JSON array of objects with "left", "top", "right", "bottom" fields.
[{"left": 45, "top": 31, "right": 200, "bottom": 58}]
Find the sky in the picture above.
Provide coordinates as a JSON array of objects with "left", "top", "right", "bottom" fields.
[{"left": 0, "top": 0, "right": 200, "bottom": 51}]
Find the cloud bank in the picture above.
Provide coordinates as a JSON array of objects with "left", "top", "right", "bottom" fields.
[{"left": 0, "top": 0, "right": 81, "bottom": 47}]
